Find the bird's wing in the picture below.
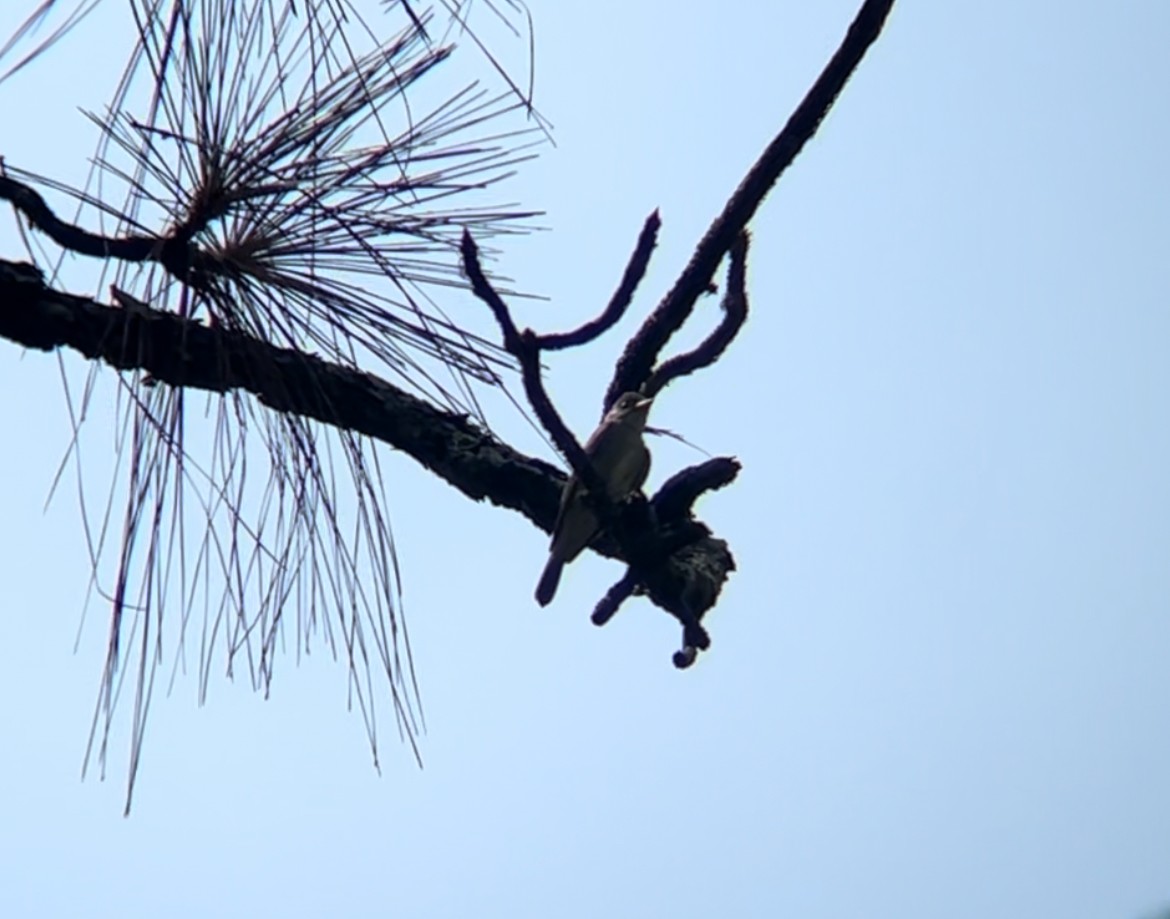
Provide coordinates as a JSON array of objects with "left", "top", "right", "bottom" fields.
[
  {"left": 548, "top": 470, "right": 582, "bottom": 548},
  {"left": 547, "top": 417, "right": 621, "bottom": 549},
  {"left": 631, "top": 441, "right": 651, "bottom": 493}
]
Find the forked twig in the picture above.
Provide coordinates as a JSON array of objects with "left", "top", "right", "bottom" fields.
[
  {"left": 462, "top": 228, "right": 739, "bottom": 663},
  {"left": 606, "top": 0, "right": 895, "bottom": 408},
  {"left": 459, "top": 0, "right": 896, "bottom": 661},
  {"left": 536, "top": 211, "right": 661, "bottom": 352}
]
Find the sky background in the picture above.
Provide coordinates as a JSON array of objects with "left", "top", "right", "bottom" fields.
[{"left": 2, "top": 1, "right": 1169, "bottom": 917}]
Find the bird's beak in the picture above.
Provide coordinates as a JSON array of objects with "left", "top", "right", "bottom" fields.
[{"left": 633, "top": 396, "right": 653, "bottom": 410}]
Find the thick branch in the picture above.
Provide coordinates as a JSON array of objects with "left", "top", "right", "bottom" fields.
[
  {"left": 0, "top": 259, "right": 736, "bottom": 616},
  {"left": 589, "top": 458, "right": 741, "bottom": 653},
  {"left": 1, "top": 0, "right": 897, "bottom": 665}
]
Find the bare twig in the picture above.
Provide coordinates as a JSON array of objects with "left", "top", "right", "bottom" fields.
[
  {"left": 645, "top": 231, "right": 750, "bottom": 398},
  {"left": 0, "top": 258, "right": 735, "bottom": 593},
  {"left": 0, "top": 172, "right": 215, "bottom": 288},
  {"left": 606, "top": 0, "right": 895, "bottom": 408},
  {"left": 460, "top": 228, "right": 602, "bottom": 498},
  {"left": 536, "top": 210, "right": 660, "bottom": 353},
  {"left": 590, "top": 573, "right": 638, "bottom": 628}
]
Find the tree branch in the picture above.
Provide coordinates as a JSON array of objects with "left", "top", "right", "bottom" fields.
[
  {"left": 0, "top": 172, "right": 217, "bottom": 290},
  {"left": 461, "top": 229, "right": 603, "bottom": 500},
  {"left": 0, "top": 258, "right": 737, "bottom": 629},
  {"left": 535, "top": 210, "right": 660, "bottom": 352},
  {"left": 606, "top": 0, "right": 895, "bottom": 408},
  {"left": 461, "top": 232, "right": 739, "bottom": 662},
  {"left": 644, "top": 231, "right": 750, "bottom": 398},
  {"left": 1, "top": 0, "right": 898, "bottom": 672}
]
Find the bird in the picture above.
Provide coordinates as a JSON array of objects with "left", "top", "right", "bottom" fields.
[{"left": 535, "top": 391, "right": 654, "bottom": 606}]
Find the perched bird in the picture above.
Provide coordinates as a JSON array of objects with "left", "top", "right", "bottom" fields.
[{"left": 535, "top": 391, "right": 654, "bottom": 606}]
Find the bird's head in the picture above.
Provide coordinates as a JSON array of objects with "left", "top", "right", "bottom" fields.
[{"left": 606, "top": 391, "right": 654, "bottom": 428}]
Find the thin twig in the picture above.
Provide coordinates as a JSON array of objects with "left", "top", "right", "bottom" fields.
[
  {"left": 0, "top": 172, "right": 212, "bottom": 287},
  {"left": 460, "top": 228, "right": 602, "bottom": 497},
  {"left": 536, "top": 210, "right": 660, "bottom": 355},
  {"left": 645, "top": 230, "right": 750, "bottom": 398},
  {"left": 606, "top": 0, "right": 895, "bottom": 407}
]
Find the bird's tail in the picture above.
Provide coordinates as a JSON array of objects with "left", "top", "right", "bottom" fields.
[{"left": 535, "top": 556, "right": 563, "bottom": 606}]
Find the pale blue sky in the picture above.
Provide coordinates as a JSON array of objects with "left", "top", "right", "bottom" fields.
[{"left": 1, "top": 2, "right": 1168, "bottom": 917}]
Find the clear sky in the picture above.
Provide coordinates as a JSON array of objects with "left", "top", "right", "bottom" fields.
[{"left": 1, "top": 1, "right": 1168, "bottom": 917}]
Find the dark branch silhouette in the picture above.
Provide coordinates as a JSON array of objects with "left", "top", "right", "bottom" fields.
[
  {"left": 1, "top": 0, "right": 554, "bottom": 814},
  {"left": 462, "top": 225, "right": 741, "bottom": 663},
  {"left": 0, "top": 172, "right": 218, "bottom": 289},
  {"left": 606, "top": 0, "right": 895, "bottom": 409},
  {"left": 0, "top": 258, "right": 736, "bottom": 600},
  {"left": 535, "top": 211, "right": 661, "bottom": 352},
  {"left": 2, "top": 0, "right": 893, "bottom": 667},
  {"left": 453, "top": 0, "right": 896, "bottom": 657},
  {"left": 461, "top": 230, "right": 600, "bottom": 498},
  {"left": 644, "top": 231, "right": 751, "bottom": 399},
  {"left": 0, "top": 0, "right": 897, "bottom": 802}
]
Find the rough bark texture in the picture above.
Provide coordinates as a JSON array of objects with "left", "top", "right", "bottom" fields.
[{"left": 0, "top": 259, "right": 737, "bottom": 631}]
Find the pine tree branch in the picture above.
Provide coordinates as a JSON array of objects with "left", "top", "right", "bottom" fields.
[{"left": 0, "top": 258, "right": 737, "bottom": 646}]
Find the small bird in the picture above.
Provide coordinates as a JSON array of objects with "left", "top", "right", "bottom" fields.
[{"left": 535, "top": 391, "right": 654, "bottom": 606}]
